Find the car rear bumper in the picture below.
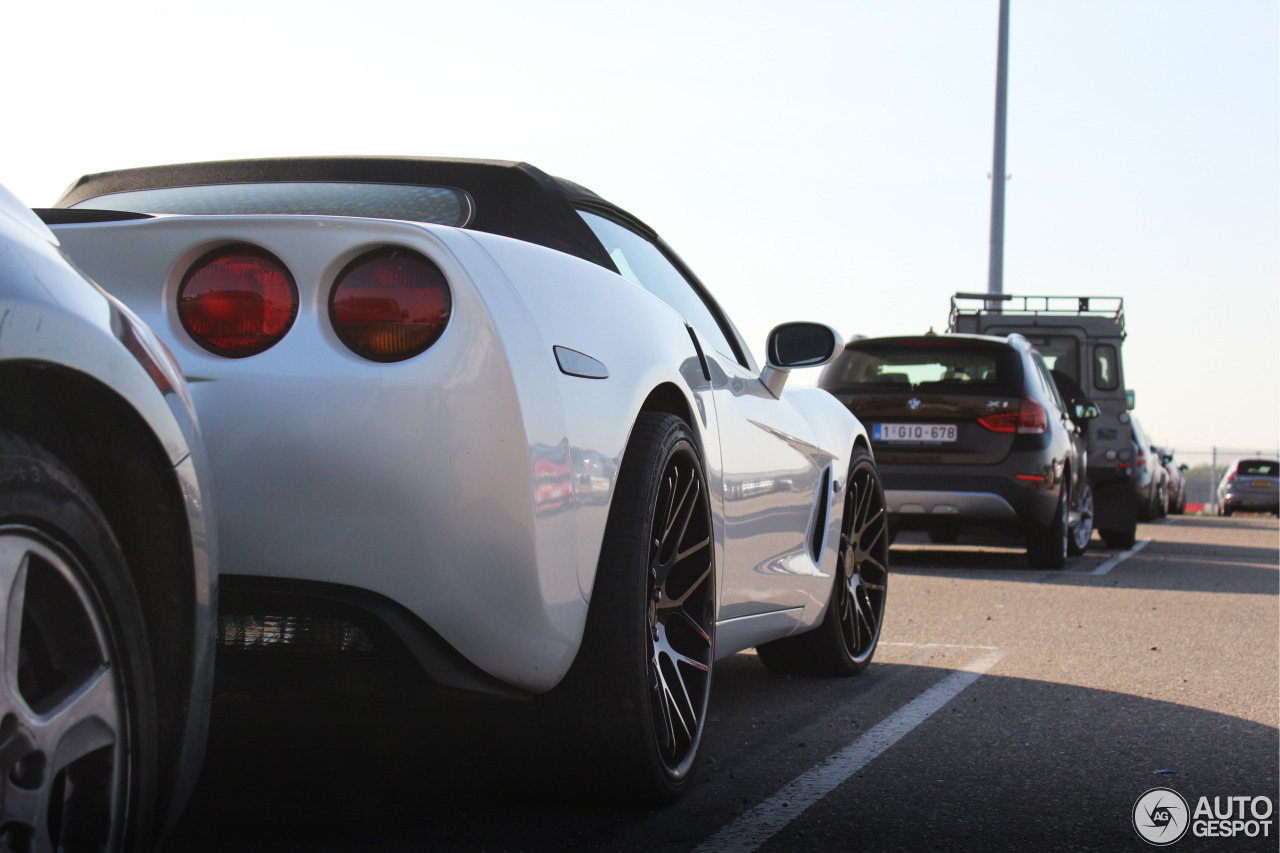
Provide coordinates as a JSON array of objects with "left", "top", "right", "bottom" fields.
[
  {"left": 881, "top": 469, "right": 1059, "bottom": 532},
  {"left": 1220, "top": 489, "right": 1280, "bottom": 512}
]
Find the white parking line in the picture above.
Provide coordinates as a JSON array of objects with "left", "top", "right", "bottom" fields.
[
  {"left": 695, "top": 648, "right": 1005, "bottom": 853},
  {"left": 1090, "top": 538, "right": 1151, "bottom": 575}
]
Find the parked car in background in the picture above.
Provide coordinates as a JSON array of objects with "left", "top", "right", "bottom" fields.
[
  {"left": 1129, "top": 417, "right": 1166, "bottom": 522},
  {"left": 0, "top": 183, "right": 218, "bottom": 850},
  {"left": 818, "top": 332, "right": 1094, "bottom": 568},
  {"left": 1217, "top": 458, "right": 1280, "bottom": 516},
  {"left": 949, "top": 294, "right": 1138, "bottom": 549},
  {"left": 45, "top": 155, "right": 888, "bottom": 804},
  {"left": 1157, "top": 446, "right": 1188, "bottom": 515}
]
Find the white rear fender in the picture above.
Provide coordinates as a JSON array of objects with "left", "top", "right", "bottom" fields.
[{"left": 460, "top": 231, "right": 717, "bottom": 606}]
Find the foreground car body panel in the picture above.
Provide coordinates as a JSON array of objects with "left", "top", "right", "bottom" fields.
[
  {"left": 53, "top": 209, "right": 862, "bottom": 691},
  {"left": 0, "top": 183, "right": 217, "bottom": 842}
]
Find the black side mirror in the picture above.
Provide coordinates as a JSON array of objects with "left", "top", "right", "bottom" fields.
[{"left": 761, "top": 322, "right": 841, "bottom": 397}]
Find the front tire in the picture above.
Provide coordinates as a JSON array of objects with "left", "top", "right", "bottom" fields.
[
  {"left": 0, "top": 431, "right": 158, "bottom": 852},
  {"left": 541, "top": 413, "right": 714, "bottom": 804},
  {"left": 757, "top": 445, "right": 888, "bottom": 676}
]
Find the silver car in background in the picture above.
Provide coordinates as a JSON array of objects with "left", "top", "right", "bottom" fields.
[
  {"left": 1217, "top": 458, "right": 1280, "bottom": 516},
  {"left": 0, "top": 183, "right": 217, "bottom": 851}
]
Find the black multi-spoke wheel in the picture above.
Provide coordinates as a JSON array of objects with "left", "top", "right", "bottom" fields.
[
  {"left": 758, "top": 445, "right": 888, "bottom": 676},
  {"left": 541, "top": 413, "right": 713, "bottom": 803},
  {"left": 645, "top": 437, "right": 715, "bottom": 778},
  {"left": 0, "top": 432, "right": 157, "bottom": 852}
]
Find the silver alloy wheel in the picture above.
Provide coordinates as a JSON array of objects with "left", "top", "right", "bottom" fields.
[
  {"left": 836, "top": 462, "right": 889, "bottom": 665},
  {"left": 645, "top": 444, "right": 714, "bottom": 779},
  {"left": 0, "top": 529, "right": 126, "bottom": 853},
  {"left": 1069, "top": 482, "right": 1095, "bottom": 555}
]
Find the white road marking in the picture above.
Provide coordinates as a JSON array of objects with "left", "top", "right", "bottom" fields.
[
  {"left": 1090, "top": 538, "right": 1151, "bottom": 575},
  {"left": 695, "top": 648, "right": 1005, "bottom": 853},
  {"left": 881, "top": 642, "right": 1000, "bottom": 650}
]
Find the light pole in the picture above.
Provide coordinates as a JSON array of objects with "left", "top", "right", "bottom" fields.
[{"left": 988, "top": 0, "right": 1010, "bottom": 297}]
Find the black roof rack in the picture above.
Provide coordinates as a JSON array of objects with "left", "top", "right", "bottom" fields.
[{"left": 949, "top": 293, "right": 1125, "bottom": 337}]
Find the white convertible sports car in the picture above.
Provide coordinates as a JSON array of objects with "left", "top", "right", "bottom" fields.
[{"left": 45, "top": 157, "right": 888, "bottom": 802}]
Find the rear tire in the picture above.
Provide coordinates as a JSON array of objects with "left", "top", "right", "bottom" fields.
[
  {"left": 535, "top": 413, "right": 714, "bottom": 804},
  {"left": 757, "top": 445, "right": 888, "bottom": 676},
  {"left": 1026, "top": 486, "right": 1068, "bottom": 569},
  {"left": 1101, "top": 525, "right": 1137, "bottom": 549},
  {"left": 1068, "top": 482, "right": 1094, "bottom": 556},
  {"left": 0, "top": 431, "right": 158, "bottom": 852}
]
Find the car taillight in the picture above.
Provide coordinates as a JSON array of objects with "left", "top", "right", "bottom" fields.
[
  {"left": 179, "top": 245, "right": 298, "bottom": 357},
  {"left": 330, "top": 248, "right": 451, "bottom": 361},
  {"left": 1135, "top": 445, "right": 1147, "bottom": 467},
  {"left": 978, "top": 397, "right": 1047, "bottom": 434}
]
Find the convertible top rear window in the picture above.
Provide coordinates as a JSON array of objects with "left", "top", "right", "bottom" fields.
[
  {"left": 70, "top": 182, "right": 474, "bottom": 227},
  {"left": 825, "top": 343, "right": 1022, "bottom": 392}
]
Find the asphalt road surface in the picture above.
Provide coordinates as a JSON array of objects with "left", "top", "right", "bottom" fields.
[{"left": 167, "top": 515, "right": 1278, "bottom": 852}]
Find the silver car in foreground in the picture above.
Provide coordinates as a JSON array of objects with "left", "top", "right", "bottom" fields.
[
  {"left": 48, "top": 156, "right": 890, "bottom": 803},
  {"left": 0, "top": 183, "right": 217, "bottom": 850}
]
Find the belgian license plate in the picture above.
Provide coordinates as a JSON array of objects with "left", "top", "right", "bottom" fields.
[
  {"left": 1252, "top": 481, "right": 1272, "bottom": 488},
  {"left": 874, "top": 423, "right": 958, "bottom": 443}
]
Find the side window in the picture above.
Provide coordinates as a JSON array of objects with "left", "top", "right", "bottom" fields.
[
  {"left": 577, "top": 210, "right": 742, "bottom": 365},
  {"left": 1031, "top": 353, "right": 1065, "bottom": 412},
  {"left": 1093, "top": 344, "right": 1120, "bottom": 391}
]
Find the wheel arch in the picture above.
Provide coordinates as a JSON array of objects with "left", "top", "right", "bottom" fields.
[
  {"left": 638, "top": 381, "right": 695, "bottom": 432},
  {"left": 0, "top": 361, "right": 203, "bottom": 834}
]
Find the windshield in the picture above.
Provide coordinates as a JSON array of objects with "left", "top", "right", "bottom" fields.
[{"left": 70, "top": 182, "right": 474, "bottom": 227}]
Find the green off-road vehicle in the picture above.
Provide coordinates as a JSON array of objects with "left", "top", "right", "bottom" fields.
[{"left": 949, "top": 293, "right": 1139, "bottom": 549}]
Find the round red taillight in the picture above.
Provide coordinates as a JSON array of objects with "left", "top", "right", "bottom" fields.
[
  {"left": 329, "top": 248, "right": 451, "bottom": 361},
  {"left": 178, "top": 245, "right": 298, "bottom": 357}
]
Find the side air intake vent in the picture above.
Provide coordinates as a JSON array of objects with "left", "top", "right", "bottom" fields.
[{"left": 808, "top": 467, "right": 832, "bottom": 563}]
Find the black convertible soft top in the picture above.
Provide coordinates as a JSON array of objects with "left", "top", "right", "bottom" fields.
[{"left": 54, "top": 156, "right": 659, "bottom": 270}]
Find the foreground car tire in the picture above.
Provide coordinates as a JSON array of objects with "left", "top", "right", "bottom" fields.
[
  {"left": 542, "top": 413, "right": 714, "bottom": 804},
  {"left": 1026, "top": 485, "right": 1068, "bottom": 569},
  {"left": 0, "top": 432, "right": 158, "bottom": 852},
  {"left": 1068, "top": 482, "right": 1094, "bottom": 556},
  {"left": 757, "top": 445, "right": 888, "bottom": 676}
]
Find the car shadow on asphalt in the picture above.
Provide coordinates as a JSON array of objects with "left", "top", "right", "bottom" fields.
[
  {"left": 890, "top": 529, "right": 1278, "bottom": 596},
  {"left": 164, "top": 653, "right": 1279, "bottom": 853}
]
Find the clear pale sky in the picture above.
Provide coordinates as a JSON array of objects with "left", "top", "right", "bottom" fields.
[{"left": 2, "top": 0, "right": 1276, "bottom": 455}]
